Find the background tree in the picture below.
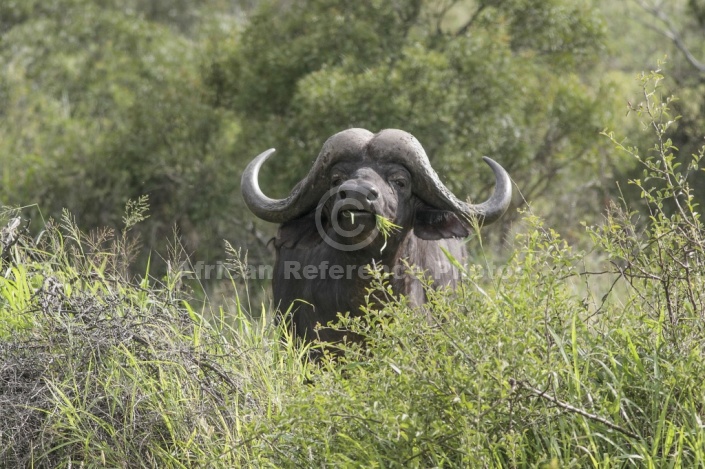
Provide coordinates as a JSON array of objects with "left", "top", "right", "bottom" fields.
[
  {"left": 207, "top": 0, "right": 620, "bottom": 242},
  {"left": 0, "top": 0, "right": 242, "bottom": 270},
  {"left": 2, "top": 0, "right": 695, "bottom": 277},
  {"left": 595, "top": 0, "right": 705, "bottom": 215}
]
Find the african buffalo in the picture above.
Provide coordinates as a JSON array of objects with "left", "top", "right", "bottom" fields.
[{"left": 241, "top": 128, "right": 512, "bottom": 342}]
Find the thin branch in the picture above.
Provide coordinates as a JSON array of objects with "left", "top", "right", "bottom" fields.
[
  {"left": 455, "top": 2, "right": 489, "bottom": 37},
  {"left": 633, "top": 0, "right": 705, "bottom": 73},
  {"left": 435, "top": 0, "right": 462, "bottom": 35},
  {"left": 510, "top": 378, "right": 640, "bottom": 439}
]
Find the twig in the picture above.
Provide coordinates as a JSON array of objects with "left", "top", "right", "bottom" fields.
[
  {"left": 632, "top": 0, "right": 705, "bottom": 74},
  {"left": 509, "top": 378, "right": 640, "bottom": 439},
  {"left": 455, "top": 2, "right": 490, "bottom": 37}
]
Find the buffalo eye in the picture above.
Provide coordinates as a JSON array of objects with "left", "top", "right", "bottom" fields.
[
  {"left": 331, "top": 176, "right": 344, "bottom": 187},
  {"left": 390, "top": 177, "right": 408, "bottom": 189}
]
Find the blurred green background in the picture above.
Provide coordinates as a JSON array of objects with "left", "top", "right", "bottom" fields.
[{"left": 2, "top": 0, "right": 704, "bottom": 275}]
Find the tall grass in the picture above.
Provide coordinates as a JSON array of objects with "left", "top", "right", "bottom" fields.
[
  {"left": 0, "top": 205, "right": 309, "bottom": 467},
  {"left": 2, "top": 68, "right": 705, "bottom": 467}
]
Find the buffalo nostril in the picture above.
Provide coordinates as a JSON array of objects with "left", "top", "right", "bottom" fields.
[
  {"left": 367, "top": 188, "right": 378, "bottom": 201},
  {"left": 339, "top": 190, "right": 347, "bottom": 199}
]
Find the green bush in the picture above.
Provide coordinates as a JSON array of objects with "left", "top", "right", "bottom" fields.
[
  {"left": 3, "top": 68, "right": 705, "bottom": 467},
  {"left": 0, "top": 0, "right": 237, "bottom": 272},
  {"left": 0, "top": 204, "right": 309, "bottom": 467},
  {"left": 242, "top": 68, "right": 705, "bottom": 467}
]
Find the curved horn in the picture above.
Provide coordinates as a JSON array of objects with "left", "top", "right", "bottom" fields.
[
  {"left": 423, "top": 155, "right": 513, "bottom": 225},
  {"left": 241, "top": 149, "right": 297, "bottom": 223},
  {"left": 241, "top": 128, "right": 374, "bottom": 223},
  {"left": 368, "top": 129, "right": 512, "bottom": 225},
  {"left": 470, "top": 156, "right": 513, "bottom": 224}
]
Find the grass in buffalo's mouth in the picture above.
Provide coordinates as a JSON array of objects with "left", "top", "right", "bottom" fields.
[
  {"left": 340, "top": 212, "right": 400, "bottom": 252},
  {"left": 343, "top": 210, "right": 372, "bottom": 225},
  {"left": 375, "top": 215, "right": 401, "bottom": 253}
]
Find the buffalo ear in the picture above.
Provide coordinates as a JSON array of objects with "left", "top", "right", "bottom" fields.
[
  {"left": 274, "top": 213, "right": 321, "bottom": 249},
  {"left": 413, "top": 209, "right": 470, "bottom": 240}
]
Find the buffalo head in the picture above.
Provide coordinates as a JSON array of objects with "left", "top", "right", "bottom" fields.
[
  {"left": 242, "top": 128, "right": 511, "bottom": 249},
  {"left": 241, "top": 128, "right": 512, "bottom": 341}
]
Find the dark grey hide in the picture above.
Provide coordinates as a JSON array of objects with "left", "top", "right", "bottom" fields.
[{"left": 241, "top": 128, "right": 512, "bottom": 342}]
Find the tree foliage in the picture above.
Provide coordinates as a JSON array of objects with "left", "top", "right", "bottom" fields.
[
  {"left": 0, "top": 0, "right": 239, "bottom": 269},
  {"left": 605, "top": 1, "right": 705, "bottom": 214},
  {"left": 0, "top": 0, "right": 702, "bottom": 269},
  {"left": 208, "top": 0, "right": 614, "bottom": 235}
]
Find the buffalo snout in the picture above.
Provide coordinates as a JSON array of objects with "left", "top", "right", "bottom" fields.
[{"left": 336, "top": 181, "right": 379, "bottom": 209}]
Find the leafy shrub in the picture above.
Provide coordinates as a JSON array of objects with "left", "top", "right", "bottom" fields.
[
  {"left": 3, "top": 67, "right": 705, "bottom": 467},
  {"left": 0, "top": 204, "right": 309, "bottom": 467},
  {"left": 242, "top": 68, "right": 705, "bottom": 467},
  {"left": 0, "top": 0, "right": 236, "bottom": 273}
]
